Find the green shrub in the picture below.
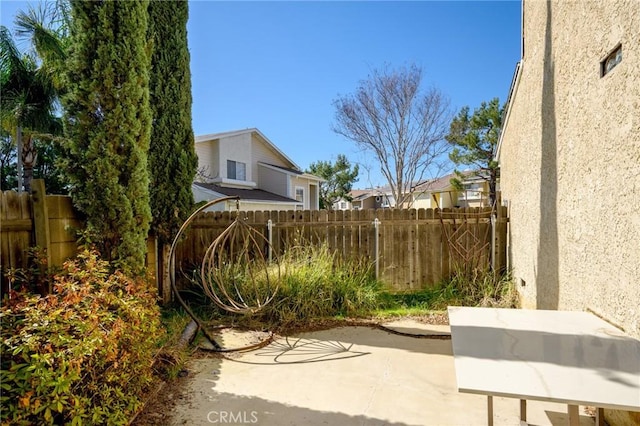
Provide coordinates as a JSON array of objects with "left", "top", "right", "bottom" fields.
[{"left": 1, "top": 249, "right": 164, "bottom": 425}]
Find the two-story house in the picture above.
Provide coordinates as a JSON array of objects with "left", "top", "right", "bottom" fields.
[{"left": 192, "top": 128, "right": 322, "bottom": 211}]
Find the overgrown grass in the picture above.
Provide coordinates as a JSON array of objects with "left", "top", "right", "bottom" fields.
[
  {"left": 439, "top": 267, "right": 519, "bottom": 308},
  {"left": 375, "top": 267, "right": 518, "bottom": 317},
  {"left": 185, "top": 243, "right": 384, "bottom": 328},
  {"left": 182, "top": 245, "right": 518, "bottom": 330},
  {"left": 252, "top": 244, "right": 383, "bottom": 327},
  {"left": 152, "top": 308, "right": 195, "bottom": 380}
]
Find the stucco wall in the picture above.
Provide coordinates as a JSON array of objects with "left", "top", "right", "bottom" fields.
[
  {"left": 413, "top": 194, "right": 434, "bottom": 209},
  {"left": 499, "top": 0, "right": 640, "bottom": 338}
]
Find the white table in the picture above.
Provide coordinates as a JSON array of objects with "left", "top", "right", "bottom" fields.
[{"left": 448, "top": 307, "right": 640, "bottom": 426}]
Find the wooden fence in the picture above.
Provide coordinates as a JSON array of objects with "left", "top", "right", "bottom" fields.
[
  {"left": 0, "top": 180, "right": 156, "bottom": 295},
  {"left": 175, "top": 206, "right": 508, "bottom": 292},
  {"left": 1, "top": 181, "right": 507, "bottom": 296}
]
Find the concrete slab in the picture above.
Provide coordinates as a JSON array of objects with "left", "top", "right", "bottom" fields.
[
  {"left": 379, "top": 319, "right": 451, "bottom": 337},
  {"left": 168, "top": 326, "right": 597, "bottom": 426}
]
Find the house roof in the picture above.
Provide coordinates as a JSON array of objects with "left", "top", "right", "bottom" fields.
[
  {"left": 258, "top": 162, "right": 324, "bottom": 182},
  {"left": 495, "top": 61, "right": 523, "bottom": 161},
  {"left": 412, "top": 173, "right": 456, "bottom": 193},
  {"left": 412, "top": 171, "right": 489, "bottom": 193},
  {"left": 194, "top": 128, "right": 300, "bottom": 170},
  {"left": 346, "top": 187, "right": 393, "bottom": 202},
  {"left": 350, "top": 189, "right": 375, "bottom": 200},
  {"left": 193, "top": 182, "right": 299, "bottom": 203}
]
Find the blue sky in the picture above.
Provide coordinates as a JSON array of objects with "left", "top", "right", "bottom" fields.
[{"left": 1, "top": 0, "right": 522, "bottom": 188}]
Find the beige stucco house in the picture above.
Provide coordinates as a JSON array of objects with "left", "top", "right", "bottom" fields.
[
  {"left": 411, "top": 172, "right": 493, "bottom": 209},
  {"left": 410, "top": 173, "right": 483, "bottom": 209},
  {"left": 193, "top": 128, "right": 322, "bottom": 211},
  {"left": 497, "top": 1, "right": 639, "bottom": 338}
]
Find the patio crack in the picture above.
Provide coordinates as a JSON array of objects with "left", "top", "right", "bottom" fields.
[{"left": 360, "top": 354, "right": 391, "bottom": 424}]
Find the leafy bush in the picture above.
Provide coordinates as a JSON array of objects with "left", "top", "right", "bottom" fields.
[{"left": 1, "top": 249, "right": 164, "bottom": 425}]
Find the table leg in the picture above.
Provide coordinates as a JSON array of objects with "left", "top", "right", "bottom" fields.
[
  {"left": 595, "top": 408, "right": 604, "bottom": 426},
  {"left": 568, "top": 405, "right": 579, "bottom": 426},
  {"left": 487, "top": 395, "right": 493, "bottom": 426},
  {"left": 520, "top": 399, "right": 527, "bottom": 422}
]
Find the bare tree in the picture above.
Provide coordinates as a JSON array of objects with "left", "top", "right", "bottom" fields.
[{"left": 332, "top": 64, "right": 452, "bottom": 207}]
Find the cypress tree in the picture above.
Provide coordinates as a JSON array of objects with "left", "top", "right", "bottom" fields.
[
  {"left": 147, "top": 0, "right": 197, "bottom": 245},
  {"left": 62, "top": 0, "right": 152, "bottom": 274}
]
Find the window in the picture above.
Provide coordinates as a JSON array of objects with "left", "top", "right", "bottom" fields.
[
  {"left": 295, "top": 187, "right": 304, "bottom": 204},
  {"left": 227, "top": 160, "right": 246, "bottom": 180},
  {"left": 601, "top": 44, "right": 622, "bottom": 77},
  {"left": 339, "top": 201, "right": 347, "bottom": 210}
]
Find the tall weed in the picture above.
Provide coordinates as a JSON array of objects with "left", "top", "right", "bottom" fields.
[
  {"left": 194, "top": 243, "right": 383, "bottom": 326},
  {"left": 438, "top": 267, "right": 518, "bottom": 308}
]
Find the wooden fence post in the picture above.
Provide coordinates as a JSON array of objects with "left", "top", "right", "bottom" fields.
[
  {"left": 30, "top": 179, "right": 51, "bottom": 292},
  {"left": 161, "top": 242, "right": 172, "bottom": 305}
]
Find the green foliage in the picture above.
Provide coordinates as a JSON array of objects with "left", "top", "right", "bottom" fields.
[
  {"left": 190, "top": 243, "right": 383, "bottom": 327},
  {"left": 147, "top": 0, "right": 197, "bottom": 245},
  {"left": 29, "top": 135, "right": 67, "bottom": 194},
  {"left": 307, "top": 154, "right": 359, "bottom": 209},
  {"left": 0, "top": 23, "right": 63, "bottom": 193},
  {"left": 153, "top": 308, "right": 194, "bottom": 380},
  {"left": 14, "top": 0, "right": 71, "bottom": 96},
  {"left": 3, "top": 247, "right": 55, "bottom": 296},
  {"left": 0, "top": 249, "right": 164, "bottom": 425},
  {"left": 61, "top": 1, "right": 152, "bottom": 274},
  {"left": 0, "top": 2, "right": 71, "bottom": 194},
  {"left": 0, "top": 130, "right": 17, "bottom": 190},
  {"left": 0, "top": 133, "right": 68, "bottom": 193},
  {"left": 376, "top": 269, "right": 517, "bottom": 316},
  {"left": 435, "top": 268, "right": 517, "bottom": 309},
  {"left": 254, "top": 244, "right": 382, "bottom": 325},
  {"left": 445, "top": 97, "right": 503, "bottom": 204},
  {"left": 0, "top": 26, "right": 59, "bottom": 134}
]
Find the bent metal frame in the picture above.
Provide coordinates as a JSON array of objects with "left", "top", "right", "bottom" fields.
[{"left": 448, "top": 306, "right": 640, "bottom": 426}]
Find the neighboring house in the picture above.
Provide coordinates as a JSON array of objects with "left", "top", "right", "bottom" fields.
[
  {"left": 333, "top": 187, "right": 394, "bottom": 210},
  {"left": 411, "top": 172, "right": 493, "bottom": 209},
  {"left": 410, "top": 174, "right": 457, "bottom": 209},
  {"left": 333, "top": 172, "right": 493, "bottom": 210},
  {"left": 193, "top": 128, "right": 323, "bottom": 211},
  {"left": 456, "top": 172, "right": 493, "bottom": 208},
  {"left": 497, "top": 0, "right": 639, "bottom": 352}
]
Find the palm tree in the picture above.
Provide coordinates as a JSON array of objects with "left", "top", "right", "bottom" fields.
[
  {"left": 15, "top": 1, "right": 70, "bottom": 94},
  {"left": 0, "top": 3, "right": 67, "bottom": 193}
]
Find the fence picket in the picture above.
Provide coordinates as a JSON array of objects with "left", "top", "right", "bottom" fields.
[{"left": 1, "top": 187, "right": 508, "bottom": 293}]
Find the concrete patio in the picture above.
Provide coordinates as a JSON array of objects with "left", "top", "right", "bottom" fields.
[{"left": 165, "top": 320, "right": 597, "bottom": 426}]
